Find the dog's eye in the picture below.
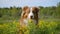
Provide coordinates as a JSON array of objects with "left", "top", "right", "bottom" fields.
[
  {"left": 32, "top": 11, "right": 34, "bottom": 13},
  {"left": 33, "top": 11, "right": 36, "bottom": 13},
  {"left": 23, "top": 12, "right": 25, "bottom": 15},
  {"left": 28, "top": 11, "right": 30, "bottom": 13}
]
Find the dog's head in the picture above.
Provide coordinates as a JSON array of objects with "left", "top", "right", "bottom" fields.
[{"left": 21, "top": 6, "right": 39, "bottom": 20}]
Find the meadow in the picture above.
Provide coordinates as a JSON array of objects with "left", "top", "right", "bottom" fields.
[{"left": 0, "top": 19, "right": 60, "bottom": 34}]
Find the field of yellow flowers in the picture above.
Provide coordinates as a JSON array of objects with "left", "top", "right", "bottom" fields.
[{"left": 0, "top": 20, "right": 60, "bottom": 34}]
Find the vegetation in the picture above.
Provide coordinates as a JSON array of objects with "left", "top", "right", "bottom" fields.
[
  {"left": 0, "top": 2, "right": 60, "bottom": 34},
  {"left": 0, "top": 20, "right": 60, "bottom": 34}
]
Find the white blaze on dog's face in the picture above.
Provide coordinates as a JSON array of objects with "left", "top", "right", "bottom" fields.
[
  {"left": 28, "top": 8, "right": 34, "bottom": 19},
  {"left": 28, "top": 7, "right": 39, "bottom": 20}
]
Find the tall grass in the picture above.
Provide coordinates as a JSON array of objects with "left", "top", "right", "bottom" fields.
[{"left": 0, "top": 20, "right": 60, "bottom": 34}]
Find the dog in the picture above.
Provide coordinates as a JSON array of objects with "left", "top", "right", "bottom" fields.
[{"left": 20, "top": 6, "right": 39, "bottom": 27}]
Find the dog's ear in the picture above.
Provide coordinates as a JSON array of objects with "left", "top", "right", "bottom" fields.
[
  {"left": 22, "top": 6, "right": 29, "bottom": 11},
  {"left": 32, "top": 7, "right": 40, "bottom": 12},
  {"left": 21, "top": 6, "right": 29, "bottom": 18}
]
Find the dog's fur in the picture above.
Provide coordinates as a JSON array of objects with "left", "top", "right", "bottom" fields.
[{"left": 20, "top": 6, "right": 39, "bottom": 27}]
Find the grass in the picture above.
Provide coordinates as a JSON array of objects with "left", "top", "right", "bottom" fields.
[{"left": 0, "top": 19, "right": 60, "bottom": 34}]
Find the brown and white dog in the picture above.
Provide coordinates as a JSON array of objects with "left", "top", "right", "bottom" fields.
[{"left": 20, "top": 6, "right": 39, "bottom": 27}]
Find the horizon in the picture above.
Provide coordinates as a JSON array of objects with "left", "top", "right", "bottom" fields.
[{"left": 0, "top": 0, "right": 60, "bottom": 8}]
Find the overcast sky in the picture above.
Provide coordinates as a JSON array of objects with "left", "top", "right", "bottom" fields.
[{"left": 0, "top": 0, "right": 60, "bottom": 7}]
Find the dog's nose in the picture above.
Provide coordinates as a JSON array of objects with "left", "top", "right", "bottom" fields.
[{"left": 30, "top": 16, "right": 34, "bottom": 19}]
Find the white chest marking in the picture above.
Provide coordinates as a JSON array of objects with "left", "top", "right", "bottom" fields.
[{"left": 23, "top": 19, "right": 28, "bottom": 26}]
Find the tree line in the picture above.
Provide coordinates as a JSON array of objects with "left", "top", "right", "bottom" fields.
[{"left": 0, "top": 2, "right": 60, "bottom": 19}]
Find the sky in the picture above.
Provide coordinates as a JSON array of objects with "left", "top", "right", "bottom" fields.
[{"left": 0, "top": 0, "right": 60, "bottom": 7}]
